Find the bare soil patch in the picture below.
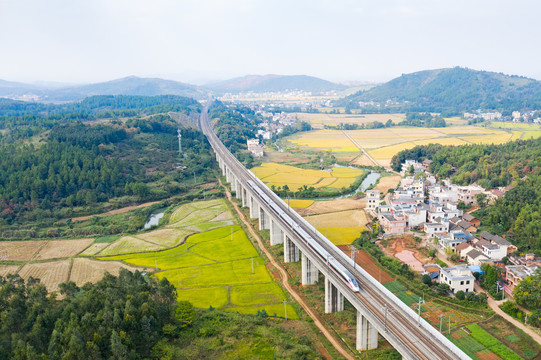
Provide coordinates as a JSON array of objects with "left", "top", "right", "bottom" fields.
[
  {"left": 373, "top": 175, "right": 401, "bottom": 193},
  {"left": 338, "top": 246, "right": 394, "bottom": 283},
  {"left": 71, "top": 201, "right": 159, "bottom": 221},
  {"left": 18, "top": 260, "right": 71, "bottom": 292},
  {"left": 474, "top": 351, "right": 500, "bottom": 360},
  {"left": 69, "top": 258, "right": 144, "bottom": 286},
  {"left": 0, "top": 241, "right": 44, "bottom": 261},
  {"left": 33, "top": 239, "right": 94, "bottom": 260}
]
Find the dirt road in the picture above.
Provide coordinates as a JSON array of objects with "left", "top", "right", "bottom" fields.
[
  {"left": 219, "top": 179, "right": 355, "bottom": 360},
  {"left": 474, "top": 282, "right": 541, "bottom": 345}
]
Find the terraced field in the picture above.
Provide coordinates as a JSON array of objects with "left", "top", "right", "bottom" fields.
[{"left": 99, "top": 200, "right": 297, "bottom": 318}]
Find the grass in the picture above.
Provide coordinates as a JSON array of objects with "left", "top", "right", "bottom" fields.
[
  {"left": 224, "top": 303, "right": 299, "bottom": 319},
  {"left": 230, "top": 283, "right": 286, "bottom": 306},
  {"left": 94, "top": 235, "right": 121, "bottom": 243}
]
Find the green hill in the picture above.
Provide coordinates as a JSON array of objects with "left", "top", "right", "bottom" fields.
[
  {"left": 342, "top": 67, "right": 541, "bottom": 113},
  {"left": 208, "top": 74, "right": 347, "bottom": 94}
]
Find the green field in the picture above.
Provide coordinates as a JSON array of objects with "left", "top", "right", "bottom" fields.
[
  {"left": 98, "top": 199, "right": 297, "bottom": 318},
  {"left": 448, "top": 325, "right": 523, "bottom": 360}
]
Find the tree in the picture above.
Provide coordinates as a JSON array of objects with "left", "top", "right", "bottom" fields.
[
  {"left": 175, "top": 301, "right": 196, "bottom": 328},
  {"left": 513, "top": 272, "right": 541, "bottom": 310},
  {"left": 110, "top": 330, "right": 128, "bottom": 360},
  {"left": 422, "top": 274, "right": 432, "bottom": 286},
  {"left": 474, "top": 193, "right": 488, "bottom": 208},
  {"left": 436, "top": 283, "right": 450, "bottom": 295},
  {"left": 455, "top": 290, "right": 465, "bottom": 300}
]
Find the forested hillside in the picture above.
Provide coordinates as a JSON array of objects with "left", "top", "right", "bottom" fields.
[
  {"left": 0, "top": 96, "right": 214, "bottom": 239},
  {"left": 0, "top": 271, "right": 318, "bottom": 359},
  {"left": 342, "top": 67, "right": 541, "bottom": 113},
  {"left": 209, "top": 101, "right": 262, "bottom": 168},
  {"left": 392, "top": 138, "right": 541, "bottom": 254}
]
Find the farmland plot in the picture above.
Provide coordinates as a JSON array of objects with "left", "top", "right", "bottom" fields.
[
  {"left": 69, "top": 258, "right": 144, "bottom": 286},
  {"left": 18, "top": 260, "right": 71, "bottom": 292},
  {"left": 0, "top": 241, "right": 44, "bottom": 261},
  {"left": 33, "top": 238, "right": 94, "bottom": 260}
]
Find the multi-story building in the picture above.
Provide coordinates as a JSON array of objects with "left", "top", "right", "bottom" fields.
[
  {"left": 439, "top": 265, "right": 475, "bottom": 294},
  {"left": 505, "top": 265, "right": 538, "bottom": 297},
  {"left": 365, "top": 190, "right": 381, "bottom": 210}
]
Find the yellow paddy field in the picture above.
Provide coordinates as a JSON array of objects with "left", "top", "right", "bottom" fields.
[
  {"left": 251, "top": 162, "right": 364, "bottom": 191},
  {"left": 285, "top": 125, "right": 521, "bottom": 168},
  {"left": 303, "top": 210, "right": 369, "bottom": 245},
  {"left": 295, "top": 112, "right": 406, "bottom": 129}
]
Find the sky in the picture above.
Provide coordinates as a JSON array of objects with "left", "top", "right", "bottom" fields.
[{"left": 0, "top": 0, "right": 539, "bottom": 84}]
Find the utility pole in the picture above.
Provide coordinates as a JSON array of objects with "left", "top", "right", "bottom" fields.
[
  {"left": 177, "top": 128, "right": 182, "bottom": 156},
  {"left": 417, "top": 297, "right": 425, "bottom": 325},
  {"left": 283, "top": 300, "right": 288, "bottom": 320}
]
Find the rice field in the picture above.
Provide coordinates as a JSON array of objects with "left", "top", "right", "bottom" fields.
[
  {"left": 305, "top": 209, "right": 369, "bottom": 229},
  {"left": 460, "top": 133, "right": 512, "bottom": 145},
  {"left": 33, "top": 239, "right": 94, "bottom": 260},
  {"left": 98, "top": 199, "right": 297, "bottom": 318},
  {"left": 284, "top": 125, "right": 523, "bottom": 168},
  {"left": 295, "top": 112, "right": 405, "bottom": 130},
  {"left": 285, "top": 199, "right": 315, "bottom": 208},
  {"left": 251, "top": 162, "right": 364, "bottom": 191},
  {"left": 287, "top": 130, "right": 358, "bottom": 152},
  {"left": 319, "top": 227, "right": 366, "bottom": 245},
  {"left": 69, "top": 258, "right": 144, "bottom": 286},
  {"left": 18, "top": 260, "right": 71, "bottom": 292}
]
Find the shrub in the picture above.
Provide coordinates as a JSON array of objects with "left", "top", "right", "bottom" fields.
[{"left": 456, "top": 290, "right": 465, "bottom": 300}]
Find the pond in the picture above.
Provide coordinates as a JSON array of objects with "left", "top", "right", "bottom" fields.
[{"left": 144, "top": 208, "right": 167, "bottom": 229}]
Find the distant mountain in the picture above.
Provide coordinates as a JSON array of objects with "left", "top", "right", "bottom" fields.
[
  {"left": 0, "top": 76, "right": 207, "bottom": 102},
  {"left": 207, "top": 74, "right": 347, "bottom": 93},
  {"left": 342, "top": 67, "right": 541, "bottom": 112}
]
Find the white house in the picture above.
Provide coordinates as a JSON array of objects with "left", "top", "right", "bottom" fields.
[
  {"left": 365, "top": 190, "right": 381, "bottom": 210},
  {"left": 439, "top": 265, "right": 475, "bottom": 294}
]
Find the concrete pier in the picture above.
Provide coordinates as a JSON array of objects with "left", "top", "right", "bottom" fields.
[
  {"left": 284, "top": 235, "right": 299, "bottom": 262},
  {"left": 301, "top": 254, "right": 319, "bottom": 285},
  {"left": 357, "top": 312, "right": 378, "bottom": 350},
  {"left": 325, "top": 277, "right": 344, "bottom": 313},
  {"left": 270, "top": 219, "right": 284, "bottom": 245}
]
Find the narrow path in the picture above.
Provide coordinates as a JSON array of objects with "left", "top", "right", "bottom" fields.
[
  {"left": 474, "top": 282, "right": 541, "bottom": 345},
  {"left": 219, "top": 179, "right": 355, "bottom": 360},
  {"left": 341, "top": 130, "right": 379, "bottom": 167}
]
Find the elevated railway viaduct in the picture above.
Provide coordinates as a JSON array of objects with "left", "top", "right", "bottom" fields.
[{"left": 199, "top": 104, "right": 469, "bottom": 360}]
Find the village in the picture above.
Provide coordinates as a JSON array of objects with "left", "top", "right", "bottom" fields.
[{"left": 369, "top": 158, "right": 539, "bottom": 302}]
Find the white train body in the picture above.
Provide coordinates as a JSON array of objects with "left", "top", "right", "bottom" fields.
[{"left": 247, "top": 180, "right": 360, "bottom": 293}]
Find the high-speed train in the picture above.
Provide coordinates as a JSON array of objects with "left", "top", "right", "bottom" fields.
[{"left": 247, "top": 180, "right": 360, "bottom": 293}]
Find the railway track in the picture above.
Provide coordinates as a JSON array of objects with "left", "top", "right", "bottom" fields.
[{"left": 199, "top": 104, "right": 469, "bottom": 360}]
